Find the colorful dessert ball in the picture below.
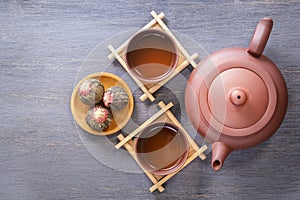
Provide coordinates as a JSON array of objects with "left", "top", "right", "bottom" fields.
[
  {"left": 86, "top": 105, "right": 112, "bottom": 131},
  {"left": 78, "top": 79, "right": 104, "bottom": 105},
  {"left": 103, "top": 86, "right": 129, "bottom": 111}
]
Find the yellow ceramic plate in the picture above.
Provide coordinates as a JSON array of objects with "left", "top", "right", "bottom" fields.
[{"left": 70, "top": 72, "right": 134, "bottom": 135}]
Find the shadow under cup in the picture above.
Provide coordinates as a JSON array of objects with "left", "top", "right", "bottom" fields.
[
  {"left": 125, "top": 29, "right": 178, "bottom": 83},
  {"left": 135, "top": 122, "right": 189, "bottom": 175}
]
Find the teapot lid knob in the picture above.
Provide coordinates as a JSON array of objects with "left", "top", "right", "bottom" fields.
[{"left": 230, "top": 88, "right": 247, "bottom": 106}]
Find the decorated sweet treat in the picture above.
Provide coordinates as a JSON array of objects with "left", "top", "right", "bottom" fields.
[
  {"left": 86, "top": 105, "right": 112, "bottom": 131},
  {"left": 103, "top": 86, "right": 129, "bottom": 111},
  {"left": 78, "top": 79, "right": 104, "bottom": 105}
]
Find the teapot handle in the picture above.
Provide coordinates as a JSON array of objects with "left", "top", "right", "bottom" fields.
[{"left": 247, "top": 18, "right": 273, "bottom": 58}]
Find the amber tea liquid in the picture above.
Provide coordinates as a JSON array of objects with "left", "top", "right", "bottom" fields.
[
  {"left": 126, "top": 30, "right": 177, "bottom": 82},
  {"left": 136, "top": 123, "right": 187, "bottom": 172}
]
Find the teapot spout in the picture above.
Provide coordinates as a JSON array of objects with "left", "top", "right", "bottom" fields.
[{"left": 211, "top": 142, "right": 233, "bottom": 171}]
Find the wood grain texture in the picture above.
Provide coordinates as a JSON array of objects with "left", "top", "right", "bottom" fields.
[{"left": 0, "top": 0, "right": 299, "bottom": 199}]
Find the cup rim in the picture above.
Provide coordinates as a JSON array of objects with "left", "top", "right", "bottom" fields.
[
  {"left": 125, "top": 29, "right": 179, "bottom": 83},
  {"left": 134, "top": 122, "right": 189, "bottom": 175}
]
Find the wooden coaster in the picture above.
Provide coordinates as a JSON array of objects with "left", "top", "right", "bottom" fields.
[
  {"left": 108, "top": 10, "right": 198, "bottom": 102},
  {"left": 115, "top": 101, "right": 207, "bottom": 192}
]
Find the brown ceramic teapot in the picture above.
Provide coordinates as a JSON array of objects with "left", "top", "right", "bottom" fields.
[{"left": 185, "top": 18, "right": 288, "bottom": 171}]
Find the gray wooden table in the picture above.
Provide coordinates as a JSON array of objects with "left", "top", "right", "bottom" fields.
[{"left": 1, "top": 1, "right": 299, "bottom": 199}]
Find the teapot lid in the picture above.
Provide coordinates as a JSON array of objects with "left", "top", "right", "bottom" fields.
[
  {"left": 209, "top": 68, "right": 269, "bottom": 129},
  {"left": 203, "top": 60, "right": 277, "bottom": 137}
]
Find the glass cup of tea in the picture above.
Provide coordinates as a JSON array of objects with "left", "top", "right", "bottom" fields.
[
  {"left": 125, "top": 29, "right": 178, "bottom": 83},
  {"left": 134, "top": 122, "right": 189, "bottom": 175}
]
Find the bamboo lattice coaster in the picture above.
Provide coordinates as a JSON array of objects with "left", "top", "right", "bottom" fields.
[
  {"left": 115, "top": 101, "right": 207, "bottom": 192},
  {"left": 108, "top": 11, "right": 198, "bottom": 102}
]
